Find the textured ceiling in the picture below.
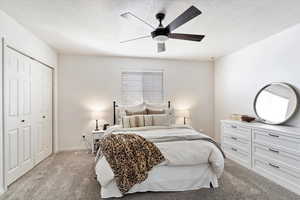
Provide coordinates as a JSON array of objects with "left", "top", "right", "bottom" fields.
[{"left": 1, "top": 0, "right": 300, "bottom": 60}]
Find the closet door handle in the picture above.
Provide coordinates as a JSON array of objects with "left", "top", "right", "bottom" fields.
[
  {"left": 269, "top": 163, "right": 280, "bottom": 169},
  {"left": 231, "top": 136, "right": 237, "bottom": 140},
  {"left": 231, "top": 147, "right": 237, "bottom": 152},
  {"left": 268, "top": 133, "right": 279, "bottom": 138},
  {"left": 268, "top": 148, "right": 279, "bottom": 154}
]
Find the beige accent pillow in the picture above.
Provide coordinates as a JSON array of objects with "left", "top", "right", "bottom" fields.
[
  {"left": 152, "top": 114, "right": 170, "bottom": 126},
  {"left": 129, "top": 115, "right": 145, "bottom": 128},
  {"left": 129, "top": 116, "right": 137, "bottom": 128},
  {"left": 146, "top": 108, "right": 165, "bottom": 115},
  {"left": 125, "top": 109, "right": 147, "bottom": 116},
  {"left": 122, "top": 116, "right": 131, "bottom": 128},
  {"left": 144, "top": 115, "right": 153, "bottom": 126},
  {"left": 135, "top": 115, "right": 145, "bottom": 127}
]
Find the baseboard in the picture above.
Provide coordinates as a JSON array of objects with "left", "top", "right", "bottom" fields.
[{"left": 56, "top": 147, "right": 91, "bottom": 154}]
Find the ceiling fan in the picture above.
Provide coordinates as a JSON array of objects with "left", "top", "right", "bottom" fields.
[{"left": 120, "top": 6, "right": 205, "bottom": 53}]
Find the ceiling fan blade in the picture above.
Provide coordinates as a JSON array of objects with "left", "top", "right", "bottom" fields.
[
  {"left": 121, "top": 12, "right": 155, "bottom": 30},
  {"left": 120, "top": 35, "right": 151, "bottom": 43},
  {"left": 166, "top": 6, "right": 201, "bottom": 32},
  {"left": 157, "top": 43, "right": 166, "bottom": 53},
  {"left": 169, "top": 33, "right": 205, "bottom": 42}
]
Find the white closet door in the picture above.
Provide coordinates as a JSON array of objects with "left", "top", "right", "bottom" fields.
[
  {"left": 4, "top": 48, "right": 34, "bottom": 185},
  {"left": 32, "top": 63, "right": 53, "bottom": 164},
  {"left": 4, "top": 46, "right": 53, "bottom": 185},
  {"left": 32, "top": 62, "right": 45, "bottom": 164},
  {"left": 42, "top": 66, "right": 53, "bottom": 158}
]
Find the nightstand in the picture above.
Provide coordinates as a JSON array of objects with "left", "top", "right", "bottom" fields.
[{"left": 92, "top": 130, "right": 105, "bottom": 154}]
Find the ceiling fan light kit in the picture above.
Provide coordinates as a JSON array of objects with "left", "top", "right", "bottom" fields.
[
  {"left": 121, "top": 5, "right": 205, "bottom": 53},
  {"left": 151, "top": 13, "right": 169, "bottom": 43}
]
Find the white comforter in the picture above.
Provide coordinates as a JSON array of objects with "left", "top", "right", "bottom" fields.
[{"left": 96, "top": 125, "right": 224, "bottom": 188}]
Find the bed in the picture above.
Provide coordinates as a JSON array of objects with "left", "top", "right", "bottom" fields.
[{"left": 95, "top": 102, "right": 225, "bottom": 198}]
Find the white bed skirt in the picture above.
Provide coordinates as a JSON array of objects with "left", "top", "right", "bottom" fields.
[{"left": 97, "top": 164, "right": 218, "bottom": 198}]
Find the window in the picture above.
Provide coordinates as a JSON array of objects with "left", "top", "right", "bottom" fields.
[{"left": 121, "top": 71, "right": 164, "bottom": 105}]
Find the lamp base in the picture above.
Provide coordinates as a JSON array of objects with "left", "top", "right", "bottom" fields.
[{"left": 95, "top": 119, "right": 100, "bottom": 131}]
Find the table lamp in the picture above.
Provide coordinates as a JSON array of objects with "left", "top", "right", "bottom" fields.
[
  {"left": 92, "top": 111, "right": 103, "bottom": 131},
  {"left": 175, "top": 109, "right": 190, "bottom": 125}
]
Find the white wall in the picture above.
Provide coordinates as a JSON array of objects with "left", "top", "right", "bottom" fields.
[
  {"left": 0, "top": 10, "right": 58, "bottom": 192},
  {"left": 58, "top": 55, "right": 214, "bottom": 151},
  {"left": 214, "top": 23, "right": 300, "bottom": 142}
]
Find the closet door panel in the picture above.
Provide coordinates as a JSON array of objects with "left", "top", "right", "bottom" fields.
[
  {"left": 4, "top": 48, "right": 34, "bottom": 185},
  {"left": 8, "top": 79, "right": 19, "bottom": 116},
  {"left": 19, "top": 56, "right": 32, "bottom": 117},
  {"left": 17, "top": 55, "right": 34, "bottom": 174},
  {"left": 35, "top": 122, "right": 44, "bottom": 163},
  {"left": 32, "top": 63, "right": 45, "bottom": 164},
  {"left": 8, "top": 129, "right": 19, "bottom": 171},
  {"left": 22, "top": 79, "right": 31, "bottom": 115},
  {"left": 32, "top": 63, "right": 53, "bottom": 162},
  {"left": 44, "top": 67, "right": 52, "bottom": 156},
  {"left": 22, "top": 125, "right": 32, "bottom": 162},
  {"left": 5, "top": 49, "right": 20, "bottom": 181},
  {"left": 42, "top": 122, "right": 49, "bottom": 155}
]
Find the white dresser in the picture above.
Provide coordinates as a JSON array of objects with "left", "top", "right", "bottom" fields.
[{"left": 221, "top": 120, "right": 300, "bottom": 195}]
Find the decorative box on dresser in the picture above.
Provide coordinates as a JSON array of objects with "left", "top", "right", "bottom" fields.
[{"left": 221, "top": 120, "right": 300, "bottom": 195}]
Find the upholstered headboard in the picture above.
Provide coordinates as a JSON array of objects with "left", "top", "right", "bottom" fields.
[{"left": 113, "top": 101, "right": 171, "bottom": 125}]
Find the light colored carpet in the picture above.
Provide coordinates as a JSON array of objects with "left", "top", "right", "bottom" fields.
[{"left": 0, "top": 151, "right": 299, "bottom": 200}]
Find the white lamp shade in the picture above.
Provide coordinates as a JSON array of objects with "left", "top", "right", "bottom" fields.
[
  {"left": 175, "top": 109, "right": 190, "bottom": 118},
  {"left": 92, "top": 111, "right": 103, "bottom": 120}
]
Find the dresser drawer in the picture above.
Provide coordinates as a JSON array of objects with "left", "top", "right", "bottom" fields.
[
  {"left": 253, "top": 128, "right": 300, "bottom": 153},
  {"left": 223, "top": 135, "right": 251, "bottom": 153},
  {"left": 223, "top": 143, "right": 251, "bottom": 168},
  {"left": 253, "top": 155, "right": 300, "bottom": 188},
  {"left": 221, "top": 120, "right": 300, "bottom": 195},
  {"left": 222, "top": 123, "right": 251, "bottom": 140},
  {"left": 253, "top": 143, "right": 300, "bottom": 168}
]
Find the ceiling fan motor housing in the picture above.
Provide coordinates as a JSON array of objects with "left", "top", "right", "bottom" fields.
[
  {"left": 151, "top": 28, "right": 170, "bottom": 42},
  {"left": 151, "top": 13, "right": 170, "bottom": 43},
  {"left": 152, "top": 13, "right": 169, "bottom": 43}
]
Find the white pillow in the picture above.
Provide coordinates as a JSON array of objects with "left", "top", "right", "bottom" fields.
[
  {"left": 145, "top": 102, "right": 168, "bottom": 110},
  {"left": 145, "top": 103, "right": 175, "bottom": 124},
  {"left": 152, "top": 114, "right": 170, "bottom": 126},
  {"left": 121, "top": 116, "right": 131, "bottom": 128},
  {"left": 117, "top": 103, "right": 145, "bottom": 124},
  {"left": 144, "top": 115, "right": 153, "bottom": 126}
]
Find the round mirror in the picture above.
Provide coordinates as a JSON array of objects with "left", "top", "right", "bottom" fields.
[{"left": 254, "top": 83, "right": 298, "bottom": 124}]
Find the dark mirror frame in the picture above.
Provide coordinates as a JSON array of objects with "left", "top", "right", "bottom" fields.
[{"left": 253, "top": 82, "right": 299, "bottom": 125}]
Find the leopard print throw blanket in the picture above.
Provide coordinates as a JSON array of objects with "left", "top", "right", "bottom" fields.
[{"left": 98, "top": 134, "right": 165, "bottom": 194}]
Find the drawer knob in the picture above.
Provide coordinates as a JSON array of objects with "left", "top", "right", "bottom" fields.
[
  {"left": 269, "top": 163, "right": 280, "bottom": 169},
  {"left": 231, "top": 147, "right": 238, "bottom": 152},
  {"left": 268, "top": 148, "right": 279, "bottom": 154},
  {"left": 231, "top": 136, "right": 237, "bottom": 140},
  {"left": 231, "top": 125, "right": 237, "bottom": 129},
  {"left": 268, "top": 133, "right": 279, "bottom": 138},
  {"left": 21, "top": 119, "right": 25, "bottom": 122}
]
